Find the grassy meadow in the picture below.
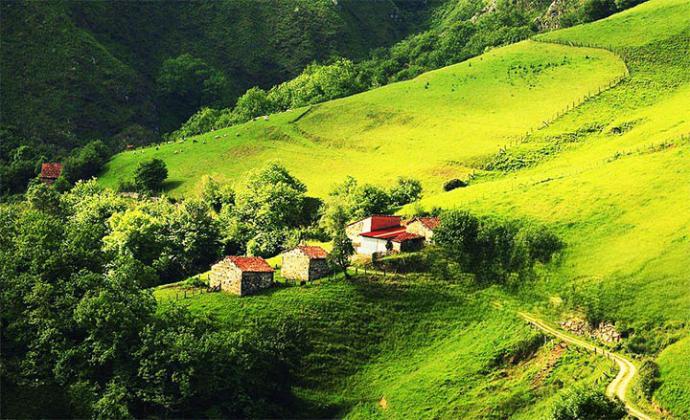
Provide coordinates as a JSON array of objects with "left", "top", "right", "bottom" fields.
[
  {"left": 105, "top": 0, "right": 690, "bottom": 417},
  {"left": 100, "top": 41, "right": 625, "bottom": 197}
]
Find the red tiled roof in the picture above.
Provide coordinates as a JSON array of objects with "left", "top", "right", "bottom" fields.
[
  {"left": 40, "top": 163, "right": 63, "bottom": 179},
  {"left": 297, "top": 246, "right": 328, "bottom": 259},
  {"left": 370, "top": 215, "right": 402, "bottom": 230},
  {"left": 360, "top": 226, "right": 407, "bottom": 240},
  {"left": 347, "top": 215, "right": 401, "bottom": 229},
  {"left": 391, "top": 232, "right": 423, "bottom": 243},
  {"left": 226, "top": 256, "right": 274, "bottom": 272},
  {"left": 413, "top": 217, "right": 440, "bottom": 230}
]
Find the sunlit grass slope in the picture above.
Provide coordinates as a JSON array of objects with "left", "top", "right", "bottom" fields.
[
  {"left": 100, "top": 41, "right": 625, "bottom": 197},
  {"left": 409, "top": 0, "right": 690, "bottom": 415},
  {"left": 155, "top": 277, "right": 610, "bottom": 418}
]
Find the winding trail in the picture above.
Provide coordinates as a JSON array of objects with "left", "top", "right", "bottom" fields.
[{"left": 519, "top": 312, "right": 654, "bottom": 420}]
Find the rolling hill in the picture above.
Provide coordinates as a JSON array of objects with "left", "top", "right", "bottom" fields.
[{"left": 100, "top": 0, "right": 690, "bottom": 417}]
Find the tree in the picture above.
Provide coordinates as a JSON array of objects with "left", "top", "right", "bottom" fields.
[
  {"left": 63, "top": 140, "right": 110, "bottom": 183},
  {"left": 26, "top": 181, "right": 61, "bottom": 213},
  {"left": 327, "top": 207, "right": 354, "bottom": 277},
  {"left": 583, "top": 0, "right": 617, "bottom": 22},
  {"left": 389, "top": 176, "right": 422, "bottom": 206},
  {"left": 232, "top": 87, "right": 273, "bottom": 121},
  {"left": 157, "top": 54, "right": 229, "bottom": 131},
  {"left": 135, "top": 159, "right": 168, "bottom": 193}
]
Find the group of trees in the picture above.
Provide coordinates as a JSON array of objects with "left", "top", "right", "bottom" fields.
[
  {"left": 0, "top": 179, "right": 304, "bottom": 418},
  {"left": 433, "top": 210, "right": 564, "bottom": 285}
]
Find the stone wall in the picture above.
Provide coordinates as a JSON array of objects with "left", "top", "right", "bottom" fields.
[
  {"left": 308, "top": 258, "right": 330, "bottom": 280},
  {"left": 406, "top": 221, "right": 433, "bottom": 243},
  {"left": 282, "top": 250, "right": 310, "bottom": 281},
  {"left": 240, "top": 272, "right": 273, "bottom": 295},
  {"left": 209, "top": 260, "right": 242, "bottom": 295},
  {"left": 282, "top": 250, "right": 330, "bottom": 281}
]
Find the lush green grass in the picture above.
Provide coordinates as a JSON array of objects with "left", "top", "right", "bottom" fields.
[
  {"left": 656, "top": 336, "right": 690, "bottom": 418},
  {"left": 100, "top": 40, "right": 625, "bottom": 197},
  {"left": 154, "top": 275, "right": 610, "bottom": 418}
]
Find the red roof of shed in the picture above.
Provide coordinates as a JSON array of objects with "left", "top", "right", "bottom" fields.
[
  {"left": 225, "top": 256, "right": 274, "bottom": 272},
  {"left": 412, "top": 217, "right": 440, "bottom": 230},
  {"left": 40, "top": 163, "right": 63, "bottom": 179},
  {"left": 297, "top": 246, "right": 328, "bottom": 259},
  {"left": 391, "top": 232, "right": 423, "bottom": 243},
  {"left": 360, "top": 226, "right": 407, "bottom": 240}
]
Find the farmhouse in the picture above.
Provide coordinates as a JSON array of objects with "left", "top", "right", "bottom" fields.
[
  {"left": 281, "top": 246, "right": 330, "bottom": 281},
  {"left": 39, "top": 163, "right": 63, "bottom": 185},
  {"left": 347, "top": 215, "right": 425, "bottom": 255},
  {"left": 405, "top": 217, "right": 440, "bottom": 243},
  {"left": 209, "top": 256, "right": 274, "bottom": 296}
]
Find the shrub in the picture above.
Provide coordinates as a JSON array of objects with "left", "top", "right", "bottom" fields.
[
  {"left": 551, "top": 387, "right": 626, "bottom": 419},
  {"left": 134, "top": 158, "right": 168, "bottom": 192},
  {"left": 636, "top": 359, "right": 660, "bottom": 398},
  {"left": 443, "top": 178, "right": 467, "bottom": 191}
]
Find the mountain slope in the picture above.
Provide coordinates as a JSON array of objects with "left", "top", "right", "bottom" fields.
[
  {"left": 100, "top": 40, "right": 626, "bottom": 196},
  {"left": 0, "top": 0, "right": 425, "bottom": 150}
]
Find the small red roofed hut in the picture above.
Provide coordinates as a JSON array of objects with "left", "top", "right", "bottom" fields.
[
  {"left": 209, "top": 256, "right": 274, "bottom": 296},
  {"left": 40, "top": 163, "right": 63, "bottom": 185},
  {"left": 281, "top": 246, "right": 330, "bottom": 281}
]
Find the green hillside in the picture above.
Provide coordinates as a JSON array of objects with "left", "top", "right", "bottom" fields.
[
  {"left": 100, "top": 0, "right": 690, "bottom": 417},
  {"left": 100, "top": 41, "right": 626, "bottom": 196},
  {"left": 154, "top": 275, "right": 611, "bottom": 418}
]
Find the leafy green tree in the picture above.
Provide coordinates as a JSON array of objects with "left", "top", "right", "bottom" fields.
[
  {"left": 583, "top": 0, "right": 617, "bottom": 22},
  {"left": 135, "top": 158, "right": 168, "bottom": 192},
  {"left": 232, "top": 87, "right": 273, "bottom": 121},
  {"left": 327, "top": 206, "right": 354, "bottom": 277},
  {"left": 26, "top": 181, "right": 62, "bottom": 213},
  {"left": 62, "top": 140, "right": 110, "bottom": 183},
  {"left": 157, "top": 54, "right": 229, "bottom": 131},
  {"left": 389, "top": 176, "right": 422, "bottom": 206}
]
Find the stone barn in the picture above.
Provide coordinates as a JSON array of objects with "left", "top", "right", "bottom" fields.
[
  {"left": 281, "top": 246, "right": 330, "bottom": 281},
  {"left": 406, "top": 217, "right": 440, "bottom": 243},
  {"left": 209, "top": 256, "right": 274, "bottom": 296},
  {"left": 40, "top": 163, "right": 63, "bottom": 185}
]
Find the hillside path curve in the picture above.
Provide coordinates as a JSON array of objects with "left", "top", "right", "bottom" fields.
[{"left": 519, "top": 312, "right": 654, "bottom": 420}]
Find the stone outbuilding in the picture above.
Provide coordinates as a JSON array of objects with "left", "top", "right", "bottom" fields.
[
  {"left": 209, "top": 256, "right": 274, "bottom": 296},
  {"left": 405, "top": 217, "right": 440, "bottom": 243},
  {"left": 40, "top": 163, "right": 63, "bottom": 185},
  {"left": 281, "top": 246, "right": 330, "bottom": 281}
]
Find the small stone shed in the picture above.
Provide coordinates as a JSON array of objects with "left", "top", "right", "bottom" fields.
[
  {"left": 405, "top": 217, "right": 440, "bottom": 243},
  {"left": 40, "top": 163, "right": 63, "bottom": 185},
  {"left": 209, "top": 256, "right": 274, "bottom": 296},
  {"left": 281, "top": 246, "right": 330, "bottom": 281}
]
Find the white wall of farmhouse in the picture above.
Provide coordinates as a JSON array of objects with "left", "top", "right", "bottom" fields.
[{"left": 357, "top": 236, "right": 390, "bottom": 255}]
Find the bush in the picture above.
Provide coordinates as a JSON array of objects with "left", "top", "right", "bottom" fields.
[
  {"left": 134, "top": 158, "right": 168, "bottom": 192},
  {"left": 443, "top": 178, "right": 467, "bottom": 191},
  {"left": 636, "top": 359, "right": 660, "bottom": 398},
  {"left": 551, "top": 387, "right": 626, "bottom": 419}
]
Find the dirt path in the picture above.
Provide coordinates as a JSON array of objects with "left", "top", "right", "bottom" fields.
[{"left": 519, "top": 312, "right": 654, "bottom": 420}]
